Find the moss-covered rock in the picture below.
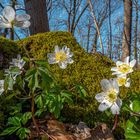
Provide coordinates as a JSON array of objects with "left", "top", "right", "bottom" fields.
[{"left": 17, "top": 31, "right": 140, "bottom": 125}]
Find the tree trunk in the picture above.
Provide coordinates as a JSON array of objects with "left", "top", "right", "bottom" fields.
[
  {"left": 122, "top": 0, "right": 132, "bottom": 61},
  {"left": 133, "top": 0, "right": 138, "bottom": 67},
  {"left": 24, "top": 0, "right": 50, "bottom": 35},
  {"left": 92, "top": 31, "right": 98, "bottom": 54},
  {"left": 108, "top": 0, "right": 112, "bottom": 59}
]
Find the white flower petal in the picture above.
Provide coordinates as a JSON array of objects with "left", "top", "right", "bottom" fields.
[
  {"left": 0, "top": 80, "right": 4, "bottom": 95},
  {"left": 110, "top": 103, "right": 120, "bottom": 114},
  {"left": 116, "top": 98, "right": 122, "bottom": 108},
  {"left": 58, "top": 61, "right": 67, "bottom": 69},
  {"left": 111, "top": 67, "right": 118, "bottom": 72},
  {"left": 95, "top": 92, "right": 106, "bottom": 103},
  {"left": 0, "top": 22, "right": 11, "bottom": 28},
  {"left": 15, "top": 14, "right": 30, "bottom": 21},
  {"left": 116, "top": 61, "right": 123, "bottom": 66},
  {"left": 130, "top": 59, "right": 136, "bottom": 68},
  {"left": 125, "top": 78, "right": 131, "bottom": 87},
  {"left": 124, "top": 56, "right": 129, "bottom": 64},
  {"left": 15, "top": 20, "right": 30, "bottom": 28},
  {"left": 3, "top": 6, "right": 15, "bottom": 22},
  {"left": 48, "top": 58, "right": 56, "bottom": 64},
  {"left": 112, "top": 71, "right": 122, "bottom": 75},
  {"left": 54, "top": 45, "right": 60, "bottom": 53},
  {"left": 100, "top": 79, "right": 112, "bottom": 92},
  {"left": 110, "top": 78, "right": 119, "bottom": 93},
  {"left": 62, "top": 45, "right": 68, "bottom": 52},
  {"left": 0, "top": 16, "right": 11, "bottom": 28},
  {"left": 98, "top": 102, "right": 110, "bottom": 112},
  {"left": 67, "top": 58, "right": 74, "bottom": 64},
  {"left": 21, "top": 20, "right": 31, "bottom": 28}
]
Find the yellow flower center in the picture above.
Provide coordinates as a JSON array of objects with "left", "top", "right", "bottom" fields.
[
  {"left": 117, "top": 77, "right": 126, "bottom": 86},
  {"left": 55, "top": 51, "right": 67, "bottom": 62},
  {"left": 118, "top": 64, "right": 131, "bottom": 73},
  {"left": 106, "top": 89, "right": 117, "bottom": 103}
]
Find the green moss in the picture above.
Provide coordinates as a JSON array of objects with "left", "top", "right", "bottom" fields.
[
  {"left": 0, "top": 37, "right": 19, "bottom": 70},
  {"left": 17, "top": 31, "right": 140, "bottom": 125}
]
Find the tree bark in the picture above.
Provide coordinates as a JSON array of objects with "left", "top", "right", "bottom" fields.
[
  {"left": 122, "top": 0, "right": 132, "bottom": 61},
  {"left": 24, "top": 0, "right": 50, "bottom": 35},
  {"left": 133, "top": 0, "right": 138, "bottom": 67},
  {"left": 88, "top": 0, "right": 104, "bottom": 54}
]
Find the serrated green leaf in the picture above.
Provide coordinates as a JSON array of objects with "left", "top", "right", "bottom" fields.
[
  {"left": 35, "top": 95, "right": 44, "bottom": 108},
  {"left": 22, "top": 112, "right": 32, "bottom": 125},
  {"left": 8, "top": 117, "right": 21, "bottom": 127},
  {"left": 0, "top": 127, "right": 20, "bottom": 136},
  {"left": 16, "top": 128, "right": 30, "bottom": 140}
]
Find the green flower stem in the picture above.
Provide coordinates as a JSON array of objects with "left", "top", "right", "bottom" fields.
[
  {"left": 10, "top": 26, "right": 14, "bottom": 40},
  {"left": 31, "top": 91, "right": 40, "bottom": 135},
  {"left": 13, "top": 29, "right": 31, "bottom": 60},
  {"left": 111, "top": 114, "right": 118, "bottom": 132}
]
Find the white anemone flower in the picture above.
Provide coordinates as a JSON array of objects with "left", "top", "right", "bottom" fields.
[
  {"left": 0, "top": 80, "right": 4, "bottom": 95},
  {"left": 111, "top": 56, "right": 136, "bottom": 76},
  {"left": 95, "top": 79, "right": 122, "bottom": 114},
  {"left": 0, "top": 6, "right": 30, "bottom": 28},
  {"left": 117, "top": 75, "right": 131, "bottom": 87},
  {"left": 47, "top": 45, "right": 74, "bottom": 69},
  {"left": 10, "top": 54, "right": 25, "bottom": 69}
]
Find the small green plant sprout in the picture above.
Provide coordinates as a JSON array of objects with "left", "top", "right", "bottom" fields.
[
  {"left": 47, "top": 45, "right": 74, "bottom": 69},
  {"left": 0, "top": 112, "right": 32, "bottom": 140},
  {"left": 95, "top": 78, "right": 122, "bottom": 115},
  {"left": 0, "top": 6, "right": 30, "bottom": 29}
]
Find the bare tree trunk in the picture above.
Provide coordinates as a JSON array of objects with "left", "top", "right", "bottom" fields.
[
  {"left": 122, "top": 0, "right": 132, "bottom": 61},
  {"left": 24, "top": 0, "right": 50, "bottom": 35},
  {"left": 88, "top": 0, "right": 104, "bottom": 55},
  {"left": 133, "top": 0, "right": 138, "bottom": 67},
  {"left": 87, "top": 19, "right": 91, "bottom": 52},
  {"left": 71, "top": 0, "right": 76, "bottom": 35},
  {"left": 108, "top": 0, "right": 112, "bottom": 59},
  {"left": 92, "top": 31, "right": 98, "bottom": 53}
]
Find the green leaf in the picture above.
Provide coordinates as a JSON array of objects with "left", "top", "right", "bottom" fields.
[
  {"left": 35, "top": 95, "right": 44, "bottom": 108},
  {"left": 16, "top": 128, "right": 30, "bottom": 140},
  {"left": 35, "top": 109, "right": 43, "bottom": 117},
  {"left": 76, "top": 84, "right": 87, "bottom": 99},
  {"left": 22, "top": 112, "right": 32, "bottom": 125},
  {"left": 0, "top": 127, "right": 20, "bottom": 136},
  {"left": 125, "top": 132, "right": 140, "bottom": 139},
  {"left": 132, "top": 100, "right": 140, "bottom": 112},
  {"left": 38, "top": 68, "right": 53, "bottom": 90},
  {"left": 25, "top": 68, "right": 38, "bottom": 91},
  {"left": 8, "top": 117, "right": 21, "bottom": 127},
  {"left": 60, "top": 91, "right": 73, "bottom": 104}
]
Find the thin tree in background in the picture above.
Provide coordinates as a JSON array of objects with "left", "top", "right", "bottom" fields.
[
  {"left": 122, "top": 0, "right": 132, "bottom": 61},
  {"left": 108, "top": 0, "right": 112, "bottom": 59},
  {"left": 133, "top": 0, "right": 138, "bottom": 67},
  {"left": 88, "top": 0, "right": 104, "bottom": 54},
  {"left": 24, "top": 0, "right": 50, "bottom": 35}
]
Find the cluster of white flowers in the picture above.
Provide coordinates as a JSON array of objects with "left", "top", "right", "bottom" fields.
[
  {"left": 95, "top": 56, "right": 136, "bottom": 115},
  {"left": 0, "top": 6, "right": 30, "bottom": 29},
  {"left": 0, "top": 55, "right": 25, "bottom": 94}
]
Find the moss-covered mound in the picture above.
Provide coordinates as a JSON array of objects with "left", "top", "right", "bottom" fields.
[
  {"left": 18, "top": 31, "right": 140, "bottom": 125},
  {"left": 0, "top": 37, "right": 19, "bottom": 78}
]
